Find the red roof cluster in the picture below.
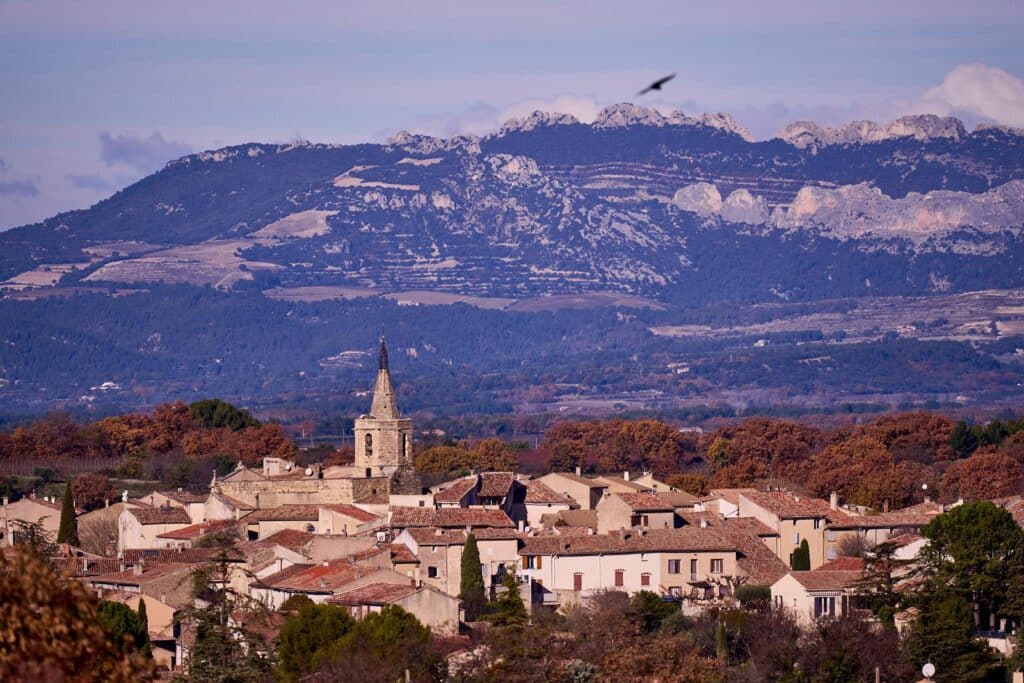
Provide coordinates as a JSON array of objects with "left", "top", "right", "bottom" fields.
[{"left": 390, "top": 506, "right": 514, "bottom": 529}]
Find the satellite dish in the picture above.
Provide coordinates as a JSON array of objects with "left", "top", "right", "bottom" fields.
[
  {"left": 922, "top": 662, "right": 936, "bottom": 678},
  {"left": 305, "top": 467, "right": 313, "bottom": 476}
]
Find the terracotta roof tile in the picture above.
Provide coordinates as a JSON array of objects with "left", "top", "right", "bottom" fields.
[
  {"left": 478, "top": 472, "right": 515, "bottom": 498},
  {"left": 594, "top": 475, "right": 652, "bottom": 492},
  {"left": 524, "top": 480, "right": 574, "bottom": 505},
  {"left": 389, "top": 544, "right": 419, "bottom": 564},
  {"left": 434, "top": 477, "right": 478, "bottom": 503},
  {"left": 320, "top": 504, "right": 380, "bottom": 523},
  {"left": 329, "top": 582, "right": 418, "bottom": 605},
  {"left": 815, "top": 556, "right": 866, "bottom": 572},
  {"left": 248, "top": 529, "right": 314, "bottom": 554},
  {"left": 160, "top": 490, "right": 207, "bottom": 504},
  {"left": 122, "top": 547, "right": 243, "bottom": 565},
  {"left": 405, "top": 527, "right": 521, "bottom": 547},
  {"left": 156, "top": 520, "right": 241, "bottom": 540},
  {"left": 255, "top": 560, "right": 387, "bottom": 593},
  {"left": 741, "top": 491, "right": 850, "bottom": 522},
  {"left": 788, "top": 570, "right": 862, "bottom": 591},
  {"left": 520, "top": 527, "right": 736, "bottom": 557},
  {"left": 706, "top": 488, "right": 758, "bottom": 505},
  {"left": 539, "top": 509, "right": 598, "bottom": 529},
  {"left": 615, "top": 492, "right": 675, "bottom": 512},
  {"left": 390, "top": 506, "right": 514, "bottom": 529},
  {"left": 129, "top": 506, "right": 192, "bottom": 525},
  {"left": 89, "top": 562, "right": 194, "bottom": 586},
  {"left": 826, "top": 510, "right": 933, "bottom": 530},
  {"left": 542, "top": 472, "right": 608, "bottom": 489},
  {"left": 242, "top": 504, "right": 320, "bottom": 522}
]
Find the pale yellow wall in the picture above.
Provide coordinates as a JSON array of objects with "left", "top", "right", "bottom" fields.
[
  {"left": 537, "top": 474, "right": 603, "bottom": 510},
  {"left": 524, "top": 501, "right": 571, "bottom": 528}
]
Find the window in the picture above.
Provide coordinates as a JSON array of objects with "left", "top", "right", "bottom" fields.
[
  {"left": 524, "top": 555, "right": 542, "bottom": 569},
  {"left": 365, "top": 468, "right": 372, "bottom": 478},
  {"left": 364, "top": 433, "right": 373, "bottom": 456},
  {"left": 641, "top": 573, "right": 651, "bottom": 586},
  {"left": 428, "top": 566, "right": 438, "bottom": 578},
  {"left": 690, "top": 559, "right": 698, "bottom": 578},
  {"left": 813, "top": 519, "right": 821, "bottom": 530},
  {"left": 774, "top": 595, "right": 782, "bottom": 608},
  {"left": 400, "top": 432, "right": 407, "bottom": 458},
  {"left": 305, "top": 524, "right": 315, "bottom": 533},
  {"left": 641, "top": 515, "right": 649, "bottom": 526},
  {"left": 573, "top": 573, "right": 583, "bottom": 591},
  {"left": 793, "top": 532, "right": 800, "bottom": 545},
  {"left": 813, "top": 596, "right": 836, "bottom": 618},
  {"left": 827, "top": 529, "right": 835, "bottom": 542},
  {"left": 710, "top": 559, "right": 723, "bottom": 574},
  {"left": 614, "top": 570, "right": 624, "bottom": 587},
  {"left": 668, "top": 559, "right": 681, "bottom": 574}
]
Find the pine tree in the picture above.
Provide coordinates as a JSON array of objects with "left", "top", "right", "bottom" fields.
[
  {"left": 57, "top": 483, "right": 79, "bottom": 546},
  {"left": 460, "top": 532, "right": 487, "bottom": 621},
  {"left": 485, "top": 570, "right": 527, "bottom": 628}
]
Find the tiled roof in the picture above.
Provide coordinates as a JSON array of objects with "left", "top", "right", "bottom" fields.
[
  {"left": 993, "top": 495, "right": 1024, "bottom": 528},
  {"left": 249, "top": 529, "right": 314, "bottom": 554},
  {"left": 740, "top": 491, "right": 850, "bottom": 522},
  {"left": 389, "top": 544, "right": 419, "bottom": 564},
  {"left": 89, "top": 562, "right": 194, "bottom": 586},
  {"left": 594, "top": 476, "right": 652, "bottom": 492},
  {"left": 329, "top": 582, "right": 418, "bottom": 605},
  {"left": 887, "top": 533, "right": 925, "bottom": 548},
  {"left": 161, "top": 489, "right": 207, "bottom": 504},
  {"left": 542, "top": 472, "right": 608, "bottom": 489},
  {"left": 434, "top": 477, "right": 477, "bottom": 503},
  {"left": 219, "top": 466, "right": 266, "bottom": 482},
  {"left": 129, "top": 506, "right": 192, "bottom": 525},
  {"left": 122, "top": 547, "right": 243, "bottom": 565},
  {"left": 478, "top": 472, "right": 515, "bottom": 498},
  {"left": 654, "top": 490, "right": 699, "bottom": 507},
  {"left": 242, "top": 504, "right": 320, "bottom": 522},
  {"left": 788, "top": 570, "right": 862, "bottom": 591},
  {"left": 320, "top": 504, "right": 380, "bottom": 523},
  {"left": 255, "top": 560, "right": 384, "bottom": 593},
  {"left": 156, "top": 520, "right": 240, "bottom": 540},
  {"left": 524, "top": 480, "right": 574, "bottom": 505},
  {"left": 706, "top": 488, "right": 758, "bottom": 505},
  {"left": 815, "top": 556, "right": 866, "bottom": 572},
  {"left": 230, "top": 609, "right": 285, "bottom": 642},
  {"left": 540, "top": 509, "right": 598, "bottom": 529},
  {"left": 826, "top": 510, "right": 933, "bottom": 530},
  {"left": 405, "top": 527, "right": 521, "bottom": 547},
  {"left": 520, "top": 527, "right": 736, "bottom": 557},
  {"left": 51, "top": 557, "right": 121, "bottom": 577},
  {"left": 615, "top": 492, "right": 675, "bottom": 512},
  {"left": 390, "top": 506, "right": 514, "bottom": 529}
]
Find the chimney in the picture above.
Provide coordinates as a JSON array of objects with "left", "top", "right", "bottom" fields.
[
  {"left": 104, "top": 498, "right": 109, "bottom": 508},
  {"left": 122, "top": 490, "right": 128, "bottom": 503},
  {"left": 623, "top": 471, "right": 630, "bottom": 482},
  {"left": 883, "top": 500, "right": 890, "bottom": 513},
  {"left": 518, "top": 519, "right": 525, "bottom": 532},
  {"left": 133, "top": 563, "right": 144, "bottom": 577},
  {"left": 829, "top": 492, "right": 838, "bottom": 511},
  {"left": 119, "top": 558, "right": 126, "bottom": 573},
  {"left": 2, "top": 496, "right": 7, "bottom": 507},
  {"left": 586, "top": 528, "right": 594, "bottom": 535},
  {"left": 700, "top": 518, "right": 709, "bottom": 528},
  {"left": 575, "top": 466, "right": 582, "bottom": 477},
  {"left": 82, "top": 557, "right": 89, "bottom": 572},
  {"left": 323, "top": 560, "right": 329, "bottom": 567}
]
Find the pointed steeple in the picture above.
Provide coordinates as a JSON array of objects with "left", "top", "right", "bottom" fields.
[{"left": 369, "top": 336, "right": 399, "bottom": 419}]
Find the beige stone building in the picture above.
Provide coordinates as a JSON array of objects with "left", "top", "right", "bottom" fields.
[
  {"left": 737, "top": 491, "right": 848, "bottom": 569},
  {"left": 771, "top": 569, "right": 862, "bottom": 623},
  {"left": 596, "top": 492, "right": 677, "bottom": 534},
  {"left": 536, "top": 471, "right": 608, "bottom": 510},
  {"left": 329, "top": 582, "right": 461, "bottom": 635},
  {"left": 393, "top": 525, "right": 521, "bottom": 597},
  {"left": 117, "top": 505, "right": 193, "bottom": 552},
  {"left": 1, "top": 495, "right": 63, "bottom": 546},
  {"left": 214, "top": 339, "right": 421, "bottom": 507}
]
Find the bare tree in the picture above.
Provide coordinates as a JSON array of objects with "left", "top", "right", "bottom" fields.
[
  {"left": 78, "top": 516, "right": 119, "bottom": 556},
  {"left": 837, "top": 533, "right": 869, "bottom": 558}
]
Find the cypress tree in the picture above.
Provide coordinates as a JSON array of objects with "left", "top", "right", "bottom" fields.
[
  {"left": 56, "top": 483, "right": 79, "bottom": 546},
  {"left": 790, "top": 539, "right": 811, "bottom": 571},
  {"left": 459, "top": 533, "right": 486, "bottom": 621},
  {"left": 136, "top": 598, "right": 152, "bottom": 658}
]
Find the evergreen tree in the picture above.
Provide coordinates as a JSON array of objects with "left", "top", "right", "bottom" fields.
[
  {"left": 485, "top": 570, "right": 528, "bottom": 628},
  {"left": 460, "top": 532, "right": 487, "bottom": 620},
  {"left": 136, "top": 599, "right": 152, "bottom": 658},
  {"left": 949, "top": 421, "right": 978, "bottom": 458},
  {"left": 790, "top": 539, "right": 811, "bottom": 570},
  {"left": 57, "top": 482, "right": 79, "bottom": 546},
  {"left": 904, "top": 588, "right": 996, "bottom": 683}
]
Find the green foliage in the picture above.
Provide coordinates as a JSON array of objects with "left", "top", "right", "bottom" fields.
[
  {"left": 278, "top": 594, "right": 314, "bottom": 613},
  {"left": 97, "top": 600, "right": 150, "bottom": 657},
  {"left": 855, "top": 541, "right": 901, "bottom": 626},
  {"left": 56, "top": 482, "right": 79, "bottom": 546},
  {"left": 277, "top": 603, "right": 354, "bottom": 682},
  {"left": 790, "top": 539, "right": 811, "bottom": 570},
  {"left": 459, "top": 533, "right": 487, "bottom": 621},
  {"left": 735, "top": 584, "right": 771, "bottom": 608},
  {"left": 949, "top": 421, "right": 979, "bottom": 458},
  {"left": 189, "top": 399, "right": 260, "bottom": 431},
  {"left": 486, "top": 570, "right": 528, "bottom": 628},
  {"left": 10, "top": 519, "right": 55, "bottom": 555},
  {"left": 629, "top": 590, "right": 677, "bottom": 633},
  {"left": 919, "top": 501, "right": 1024, "bottom": 622},
  {"left": 904, "top": 589, "right": 997, "bottom": 683},
  {"left": 315, "top": 606, "right": 443, "bottom": 681}
]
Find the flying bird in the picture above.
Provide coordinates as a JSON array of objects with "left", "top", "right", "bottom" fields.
[{"left": 637, "top": 73, "right": 675, "bottom": 96}]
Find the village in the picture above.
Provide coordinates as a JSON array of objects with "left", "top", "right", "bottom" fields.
[{"left": 2, "top": 341, "right": 1023, "bottom": 679}]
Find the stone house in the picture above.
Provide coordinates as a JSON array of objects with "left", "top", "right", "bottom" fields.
[
  {"left": 536, "top": 471, "right": 608, "bottom": 510},
  {"left": 1, "top": 495, "right": 63, "bottom": 546},
  {"left": 771, "top": 569, "right": 863, "bottom": 623},
  {"left": 329, "top": 582, "right": 461, "bottom": 635},
  {"left": 118, "top": 505, "right": 192, "bottom": 552},
  {"left": 87, "top": 561, "right": 196, "bottom": 609},
  {"left": 318, "top": 504, "right": 384, "bottom": 535},
  {"left": 393, "top": 526, "right": 521, "bottom": 597},
  {"left": 250, "top": 559, "right": 412, "bottom": 609},
  {"left": 520, "top": 479, "right": 574, "bottom": 528},
  {"left": 737, "top": 491, "right": 849, "bottom": 569},
  {"left": 596, "top": 492, "right": 676, "bottom": 534}
]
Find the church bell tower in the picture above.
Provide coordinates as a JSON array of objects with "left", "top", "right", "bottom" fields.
[{"left": 353, "top": 337, "right": 417, "bottom": 491}]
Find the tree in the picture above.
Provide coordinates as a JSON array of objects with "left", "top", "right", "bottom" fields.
[
  {"left": 903, "top": 588, "right": 997, "bottom": 683},
  {"left": 918, "top": 501, "right": 1024, "bottom": 626},
  {"left": 56, "top": 482, "right": 79, "bottom": 546},
  {"left": 0, "top": 547, "right": 151, "bottom": 681},
  {"left": 414, "top": 445, "right": 473, "bottom": 474},
  {"left": 277, "top": 603, "right": 354, "bottom": 682},
  {"left": 854, "top": 540, "right": 901, "bottom": 626},
  {"left": 667, "top": 472, "right": 708, "bottom": 496},
  {"left": 940, "top": 449, "right": 1024, "bottom": 500},
  {"left": 735, "top": 584, "right": 771, "bottom": 610},
  {"left": 790, "top": 539, "right": 810, "bottom": 571},
  {"left": 189, "top": 399, "right": 260, "bottom": 431},
  {"left": 949, "top": 420, "right": 979, "bottom": 459},
  {"left": 460, "top": 533, "right": 487, "bottom": 621},
  {"left": 629, "top": 590, "right": 677, "bottom": 632},
  {"left": 97, "top": 600, "right": 150, "bottom": 657},
  {"left": 72, "top": 472, "right": 114, "bottom": 511},
  {"left": 471, "top": 438, "right": 518, "bottom": 471},
  {"left": 486, "top": 569, "right": 528, "bottom": 628}
]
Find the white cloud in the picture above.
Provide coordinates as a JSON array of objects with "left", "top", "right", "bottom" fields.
[{"left": 913, "top": 63, "right": 1024, "bottom": 128}]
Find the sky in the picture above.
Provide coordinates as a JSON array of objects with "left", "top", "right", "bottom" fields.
[{"left": 1, "top": 0, "right": 1023, "bottom": 230}]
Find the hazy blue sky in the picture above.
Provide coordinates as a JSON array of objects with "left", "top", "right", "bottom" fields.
[{"left": 2, "top": 0, "right": 1023, "bottom": 229}]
